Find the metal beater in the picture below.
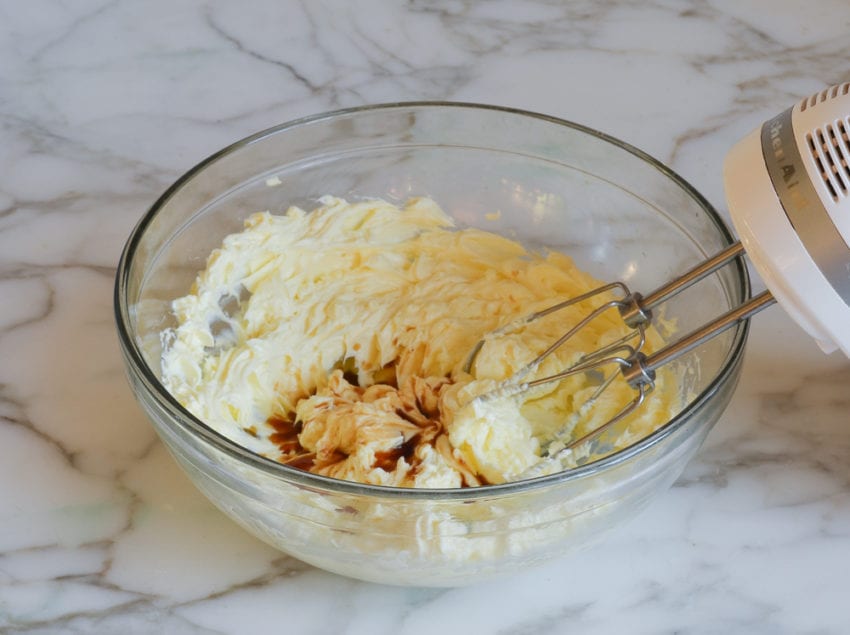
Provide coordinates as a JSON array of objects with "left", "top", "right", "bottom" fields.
[{"left": 465, "top": 84, "right": 850, "bottom": 455}]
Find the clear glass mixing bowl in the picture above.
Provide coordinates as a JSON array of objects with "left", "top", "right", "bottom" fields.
[{"left": 115, "top": 103, "right": 749, "bottom": 586}]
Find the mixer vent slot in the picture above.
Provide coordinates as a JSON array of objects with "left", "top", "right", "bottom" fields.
[
  {"left": 800, "top": 82, "right": 850, "bottom": 112},
  {"left": 806, "top": 119, "right": 850, "bottom": 201}
]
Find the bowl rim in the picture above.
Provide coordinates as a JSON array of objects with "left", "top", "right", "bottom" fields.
[{"left": 114, "top": 100, "right": 750, "bottom": 500}]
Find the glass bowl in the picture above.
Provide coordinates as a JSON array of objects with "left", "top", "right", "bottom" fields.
[{"left": 114, "top": 103, "right": 749, "bottom": 586}]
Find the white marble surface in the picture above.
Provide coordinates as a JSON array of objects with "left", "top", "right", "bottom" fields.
[{"left": 1, "top": 0, "right": 849, "bottom": 632}]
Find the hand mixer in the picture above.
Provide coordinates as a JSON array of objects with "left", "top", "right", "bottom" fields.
[{"left": 466, "top": 83, "right": 850, "bottom": 456}]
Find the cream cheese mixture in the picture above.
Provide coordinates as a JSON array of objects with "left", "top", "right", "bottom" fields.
[{"left": 161, "top": 196, "right": 679, "bottom": 487}]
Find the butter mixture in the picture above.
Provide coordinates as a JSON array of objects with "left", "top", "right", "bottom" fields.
[{"left": 161, "top": 197, "right": 679, "bottom": 487}]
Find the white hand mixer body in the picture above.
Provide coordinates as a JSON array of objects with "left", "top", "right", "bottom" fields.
[{"left": 725, "top": 83, "right": 850, "bottom": 356}]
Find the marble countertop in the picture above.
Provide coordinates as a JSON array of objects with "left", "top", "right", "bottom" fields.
[{"left": 2, "top": 1, "right": 850, "bottom": 632}]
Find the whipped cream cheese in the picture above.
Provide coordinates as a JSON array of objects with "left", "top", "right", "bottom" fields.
[{"left": 161, "top": 196, "right": 679, "bottom": 487}]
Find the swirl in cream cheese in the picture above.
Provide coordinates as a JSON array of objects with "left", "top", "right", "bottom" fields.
[{"left": 161, "top": 196, "right": 678, "bottom": 487}]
